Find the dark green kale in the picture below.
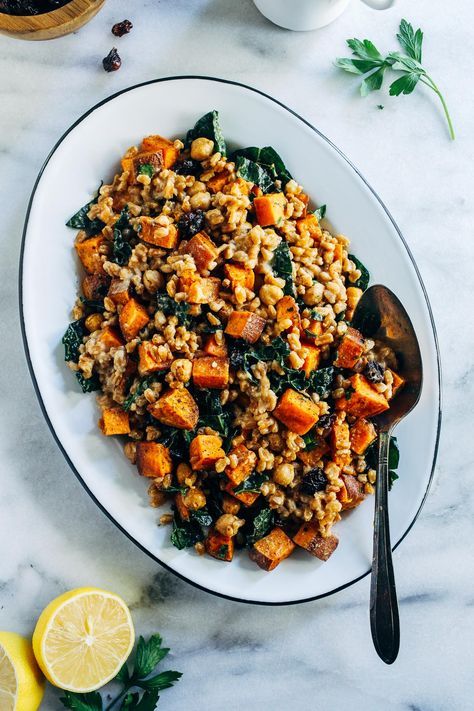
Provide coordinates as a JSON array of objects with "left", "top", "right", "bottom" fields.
[
  {"left": 66, "top": 182, "right": 105, "bottom": 236},
  {"left": 272, "top": 240, "right": 294, "bottom": 296},
  {"left": 269, "top": 365, "right": 335, "bottom": 399},
  {"left": 195, "top": 390, "right": 233, "bottom": 438},
  {"left": 156, "top": 293, "right": 191, "bottom": 328},
  {"left": 243, "top": 507, "right": 274, "bottom": 547},
  {"left": 348, "top": 254, "right": 370, "bottom": 291},
  {"left": 234, "top": 472, "right": 269, "bottom": 495},
  {"left": 366, "top": 436, "right": 400, "bottom": 490},
  {"left": 112, "top": 208, "right": 135, "bottom": 266},
  {"left": 189, "top": 509, "right": 213, "bottom": 527},
  {"left": 76, "top": 372, "right": 101, "bottom": 393},
  {"left": 80, "top": 296, "right": 106, "bottom": 313},
  {"left": 157, "top": 426, "right": 194, "bottom": 461},
  {"left": 170, "top": 514, "right": 204, "bottom": 550},
  {"left": 231, "top": 146, "right": 292, "bottom": 187},
  {"left": 62, "top": 320, "right": 87, "bottom": 362},
  {"left": 229, "top": 337, "right": 290, "bottom": 384},
  {"left": 185, "top": 110, "right": 226, "bottom": 155},
  {"left": 123, "top": 375, "right": 164, "bottom": 412},
  {"left": 235, "top": 156, "right": 275, "bottom": 194},
  {"left": 309, "top": 366, "right": 335, "bottom": 398},
  {"left": 313, "top": 204, "right": 327, "bottom": 220}
]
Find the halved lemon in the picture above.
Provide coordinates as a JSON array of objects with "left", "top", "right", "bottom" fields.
[
  {"left": 32, "top": 587, "right": 135, "bottom": 693},
  {"left": 0, "top": 631, "right": 45, "bottom": 711}
]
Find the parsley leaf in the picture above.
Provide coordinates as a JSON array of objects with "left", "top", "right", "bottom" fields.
[
  {"left": 138, "top": 163, "right": 155, "bottom": 178},
  {"left": 138, "top": 671, "right": 183, "bottom": 692},
  {"left": 335, "top": 19, "right": 454, "bottom": 140},
  {"left": 66, "top": 182, "right": 105, "bottom": 236},
  {"left": 272, "top": 240, "right": 294, "bottom": 296},
  {"left": 133, "top": 635, "right": 169, "bottom": 679},
  {"left": 60, "top": 691, "right": 103, "bottom": 711},
  {"left": 120, "top": 690, "right": 160, "bottom": 711}
]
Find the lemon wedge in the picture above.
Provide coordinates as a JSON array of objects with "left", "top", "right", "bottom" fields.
[
  {"left": 32, "top": 587, "right": 134, "bottom": 693},
  {"left": 0, "top": 631, "right": 45, "bottom": 711}
]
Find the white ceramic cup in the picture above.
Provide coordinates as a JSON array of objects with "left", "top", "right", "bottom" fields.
[{"left": 253, "top": 0, "right": 395, "bottom": 31}]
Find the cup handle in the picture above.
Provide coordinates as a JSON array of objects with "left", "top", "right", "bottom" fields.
[{"left": 360, "top": 0, "right": 395, "bottom": 9}]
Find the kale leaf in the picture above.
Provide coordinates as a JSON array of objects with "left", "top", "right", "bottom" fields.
[
  {"left": 272, "top": 240, "right": 294, "bottom": 296},
  {"left": 309, "top": 366, "right": 335, "bottom": 398},
  {"left": 185, "top": 110, "right": 226, "bottom": 155},
  {"left": 269, "top": 365, "right": 334, "bottom": 398},
  {"left": 157, "top": 425, "right": 194, "bottom": 460},
  {"left": 189, "top": 509, "right": 213, "bottom": 527},
  {"left": 123, "top": 375, "right": 164, "bottom": 412},
  {"left": 62, "top": 320, "right": 86, "bottom": 362},
  {"left": 156, "top": 293, "right": 191, "bottom": 327},
  {"left": 112, "top": 208, "right": 134, "bottom": 266},
  {"left": 195, "top": 390, "right": 233, "bottom": 438},
  {"left": 234, "top": 472, "right": 269, "bottom": 494},
  {"left": 76, "top": 372, "right": 101, "bottom": 393},
  {"left": 170, "top": 515, "right": 204, "bottom": 550},
  {"left": 235, "top": 156, "right": 275, "bottom": 193},
  {"left": 231, "top": 146, "right": 292, "bottom": 187},
  {"left": 348, "top": 254, "right": 370, "bottom": 291},
  {"left": 366, "top": 436, "right": 400, "bottom": 490},
  {"left": 243, "top": 507, "right": 274, "bottom": 547},
  {"left": 66, "top": 182, "right": 105, "bottom": 236},
  {"left": 229, "top": 337, "right": 290, "bottom": 384},
  {"left": 313, "top": 204, "right": 327, "bottom": 220}
]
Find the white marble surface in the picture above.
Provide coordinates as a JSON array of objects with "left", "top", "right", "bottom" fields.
[{"left": 1, "top": 0, "right": 473, "bottom": 708}]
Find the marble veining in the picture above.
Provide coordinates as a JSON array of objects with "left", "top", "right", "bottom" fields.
[{"left": 1, "top": 0, "right": 473, "bottom": 708}]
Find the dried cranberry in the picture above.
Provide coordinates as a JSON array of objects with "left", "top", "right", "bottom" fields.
[
  {"left": 174, "top": 159, "right": 202, "bottom": 178},
  {"left": 364, "top": 360, "right": 384, "bottom": 383},
  {"left": 111, "top": 19, "right": 133, "bottom": 36},
  {"left": 102, "top": 48, "right": 122, "bottom": 73},
  {"left": 300, "top": 468, "right": 327, "bottom": 495},
  {"left": 317, "top": 413, "right": 336, "bottom": 433},
  {"left": 177, "top": 210, "right": 205, "bottom": 238}
]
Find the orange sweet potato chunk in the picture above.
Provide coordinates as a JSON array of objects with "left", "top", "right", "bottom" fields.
[
  {"left": 136, "top": 442, "right": 172, "bottom": 480},
  {"left": 75, "top": 235, "right": 105, "bottom": 274},
  {"left": 205, "top": 530, "right": 234, "bottom": 561},
  {"left": 300, "top": 343, "right": 321, "bottom": 377},
  {"left": 253, "top": 193, "right": 287, "bottom": 227},
  {"left": 224, "top": 263, "right": 255, "bottom": 291},
  {"left": 138, "top": 341, "right": 173, "bottom": 376},
  {"left": 185, "top": 231, "right": 218, "bottom": 272},
  {"left": 82, "top": 273, "right": 109, "bottom": 301},
  {"left": 119, "top": 298, "right": 150, "bottom": 341},
  {"left": 296, "top": 214, "right": 322, "bottom": 240},
  {"left": 203, "top": 334, "right": 228, "bottom": 358},
  {"left": 175, "top": 492, "right": 190, "bottom": 521},
  {"left": 225, "top": 444, "right": 257, "bottom": 486},
  {"left": 336, "top": 374, "right": 389, "bottom": 418},
  {"left": 207, "top": 172, "right": 228, "bottom": 194},
  {"left": 138, "top": 217, "right": 178, "bottom": 249},
  {"left": 182, "top": 276, "right": 221, "bottom": 304},
  {"left": 334, "top": 327, "right": 365, "bottom": 369},
  {"left": 273, "top": 388, "right": 320, "bottom": 435},
  {"left": 330, "top": 420, "right": 351, "bottom": 467},
  {"left": 192, "top": 356, "right": 229, "bottom": 389},
  {"left": 350, "top": 418, "right": 377, "bottom": 455},
  {"left": 297, "top": 437, "right": 330, "bottom": 467},
  {"left": 108, "top": 279, "right": 130, "bottom": 305},
  {"left": 224, "top": 481, "right": 260, "bottom": 507},
  {"left": 98, "top": 327, "right": 123, "bottom": 349},
  {"left": 337, "top": 473, "right": 365, "bottom": 510},
  {"left": 190, "top": 434, "right": 225, "bottom": 470},
  {"left": 140, "top": 135, "right": 179, "bottom": 168},
  {"left": 249, "top": 527, "right": 295, "bottom": 571},
  {"left": 225, "top": 311, "right": 265, "bottom": 343},
  {"left": 388, "top": 369, "right": 405, "bottom": 400},
  {"left": 293, "top": 522, "right": 339, "bottom": 561},
  {"left": 276, "top": 296, "right": 299, "bottom": 331},
  {"left": 99, "top": 407, "right": 130, "bottom": 436},
  {"left": 148, "top": 387, "right": 199, "bottom": 430}
]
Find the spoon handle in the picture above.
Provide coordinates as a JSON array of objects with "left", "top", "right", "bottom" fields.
[{"left": 370, "top": 430, "right": 400, "bottom": 664}]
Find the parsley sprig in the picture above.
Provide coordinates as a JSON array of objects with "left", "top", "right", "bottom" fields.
[
  {"left": 335, "top": 19, "right": 454, "bottom": 140},
  {"left": 60, "top": 635, "right": 182, "bottom": 711}
]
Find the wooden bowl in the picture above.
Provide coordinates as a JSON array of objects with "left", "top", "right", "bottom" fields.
[{"left": 0, "top": 0, "right": 106, "bottom": 40}]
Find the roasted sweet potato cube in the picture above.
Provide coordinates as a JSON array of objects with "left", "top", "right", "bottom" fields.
[
  {"left": 192, "top": 356, "right": 229, "bottom": 389},
  {"left": 334, "top": 327, "right": 365, "bottom": 369},
  {"left": 304, "top": 319, "right": 323, "bottom": 338},
  {"left": 253, "top": 193, "right": 287, "bottom": 227},
  {"left": 224, "top": 481, "right": 260, "bottom": 507},
  {"left": 140, "top": 135, "right": 179, "bottom": 168},
  {"left": 203, "top": 334, "right": 228, "bottom": 358},
  {"left": 225, "top": 311, "right": 265, "bottom": 343},
  {"left": 333, "top": 244, "right": 344, "bottom": 262},
  {"left": 296, "top": 214, "right": 322, "bottom": 240},
  {"left": 148, "top": 387, "right": 199, "bottom": 430},
  {"left": 98, "top": 327, "right": 123, "bottom": 349},
  {"left": 185, "top": 277, "right": 221, "bottom": 305},
  {"left": 345, "top": 287, "right": 363, "bottom": 322},
  {"left": 82, "top": 273, "right": 109, "bottom": 301},
  {"left": 330, "top": 420, "right": 351, "bottom": 467},
  {"left": 249, "top": 527, "right": 296, "bottom": 571},
  {"left": 190, "top": 434, "right": 225, "bottom": 470},
  {"left": 175, "top": 492, "right": 190, "bottom": 521},
  {"left": 138, "top": 216, "right": 178, "bottom": 249},
  {"left": 225, "top": 444, "right": 257, "bottom": 486},
  {"left": 207, "top": 172, "right": 228, "bottom": 194},
  {"left": 297, "top": 437, "right": 330, "bottom": 466},
  {"left": 185, "top": 231, "right": 218, "bottom": 272},
  {"left": 224, "top": 263, "right": 255, "bottom": 291},
  {"left": 293, "top": 522, "right": 339, "bottom": 561},
  {"left": 276, "top": 295, "right": 299, "bottom": 331},
  {"left": 119, "top": 298, "right": 150, "bottom": 341},
  {"left": 337, "top": 473, "right": 365, "bottom": 510},
  {"left": 75, "top": 235, "right": 105, "bottom": 274},
  {"left": 388, "top": 369, "right": 405, "bottom": 400},
  {"left": 99, "top": 407, "right": 130, "bottom": 436},
  {"left": 336, "top": 374, "right": 389, "bottom": 418},
  {"left": 138, "top": 341, "right": 173, "bottom": 376},
  {"left": 205, "top": 529, "right": 234, "bottom": 561},
  {"left": 300, "top": 343, "right": 321, "bottom": 377},
  {"left": 273, "top": 388, "right": 320, "bottom": 435},
  {"left": 108, "top": 279, "right": 130, "bottom": 305},
  {"left": 350, "top": 418, "right": 377, "bottom": 454},
  {"left": 136, "top": 442, "right": 172, "bottom": 480}
]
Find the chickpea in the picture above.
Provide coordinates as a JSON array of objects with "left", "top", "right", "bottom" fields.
[
  {"left": 215, "top": 514, "right": 244, "bottom": 537},
  {"left": 222, "top": 494, "right": 241, "bottom": 516},
  {"left": 272, "top": 462, "right": 295, "bottom": 487},
  {"left": 259, "top": 284, "right": 284, "bottom": 306},
  {"left": 85, "top": 313, "right": 103, "bottom": 332},
  {"left": 190, "top": 191, "right": 211, "bottom": 210},
  {"left": 183, "top": 487, "right": 206, "bottom": 510},
  {"left": 191, "top": 137, "right": 214, "bottom": 161}
]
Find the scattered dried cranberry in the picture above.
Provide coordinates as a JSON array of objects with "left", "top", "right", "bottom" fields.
[
  {"left": 177, "top": 210, "right": 205, "bottom": 238},
  {"left": 364, "top": 360, "right": 384, "bottom": 383},
  {"left": 111, "top": 19, "right": 133, "bottom": 37},
  {"left": 174, "top": 159, "right": 202, "bottom": 178},
  {"left": 317, "top": 413, "right": 336, "bottom": 434},
  {"left": 300, "top": 468, "right": 327, "bottom": 495},
  {"left": 102, "top": 47, "right": 122, "bottom": 73}
]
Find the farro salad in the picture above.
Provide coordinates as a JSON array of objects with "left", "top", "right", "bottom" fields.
[{"left": 63, "top": 111, "right": 404, "bottom": 570}]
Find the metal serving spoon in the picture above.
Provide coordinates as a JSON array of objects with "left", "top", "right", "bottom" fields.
[{"left": 352, "top": 285, "right": 423, "bottom": 665}]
